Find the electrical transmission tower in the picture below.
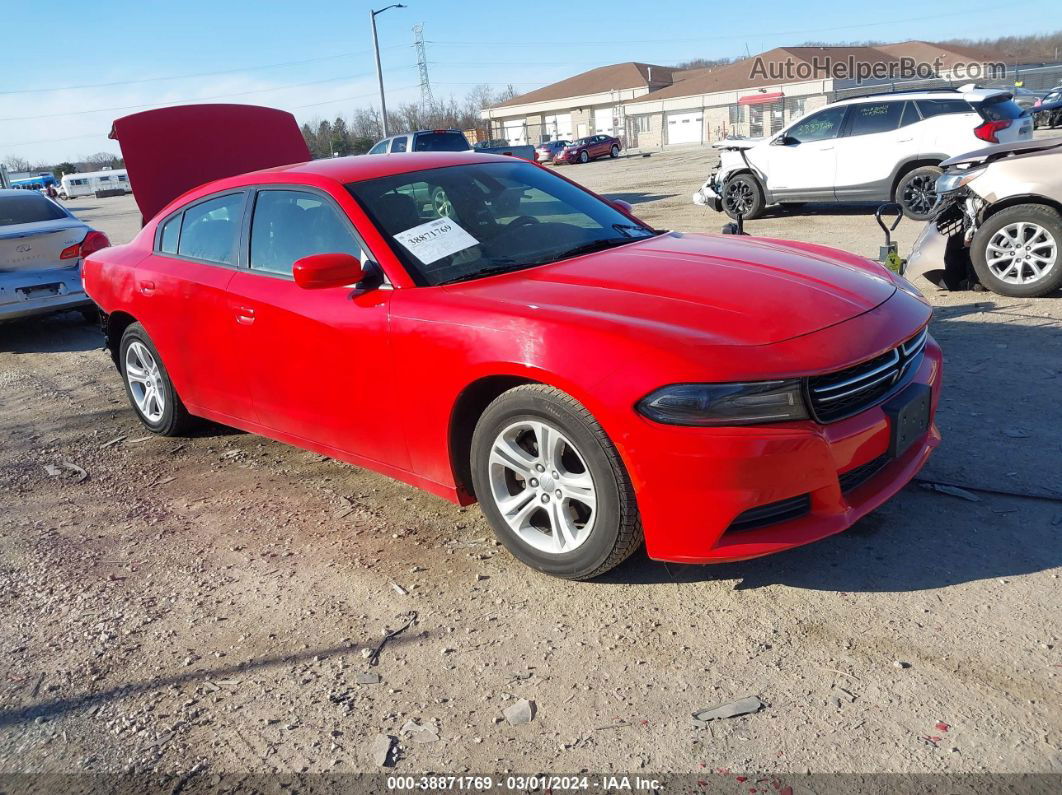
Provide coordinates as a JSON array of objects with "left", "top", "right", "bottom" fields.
[{"left": 413, "top": 23, "right": 434, "bottom": 109}]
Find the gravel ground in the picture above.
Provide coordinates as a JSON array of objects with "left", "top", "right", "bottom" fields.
[{"left": 1, "top": 147, "right": 1060, "bottom": 785}]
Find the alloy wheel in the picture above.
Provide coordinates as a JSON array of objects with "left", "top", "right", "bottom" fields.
[
  {"left": 487, "top": 420, "right": 596, "bottom": 555},
  {"left": 902, "top": 174, "right": 937, "bottom": 217},
  {"left": 125, "top": 341, "right": 166, "bottom": 423},
  {"left": 985, "top": 221, "right": 1057, "bottom": 285},
  {"left": 724, "top": 181, "right": 754, "bottom": 216}
]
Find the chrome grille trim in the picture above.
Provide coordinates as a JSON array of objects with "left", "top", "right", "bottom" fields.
[
  {"left": 806, "top": 327, "right": 929, "bottom": 423},
  {"left": 812, "top": 349, "right": 900, "bottom": 397}
]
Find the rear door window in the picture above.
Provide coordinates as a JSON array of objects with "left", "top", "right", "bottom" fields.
[
  {"left": 916, "top": 99, "right": 975, "bottom": 118},
  {"left": 249, "top": 189, "right": 362, "bottom": 276},
  {"left": 177, "top": 192, "right": 244, "bottom": 265},
  {"left": 846, "top": 102, "right": 904, "bottom": 136}
]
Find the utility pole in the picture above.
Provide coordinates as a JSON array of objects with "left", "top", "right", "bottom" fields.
[
  {"left": 370, "top": 4, "right": 405, "bottom": 138},
  {"left": 413, "top": 23, "right": 434, "bottom": 110}
]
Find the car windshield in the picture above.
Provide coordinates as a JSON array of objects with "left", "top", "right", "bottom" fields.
[
  {"left": 347, "top": 161, "right": 656, "bottom": 286},
  {"left": 0, "top": 193, "right": 67, "bottom": 226},
  {"left": 414, "top": 132, "right": 469, "bottom": 152},
  {"left": 571, "top": 138, "right": 592, "bottom": 146}
]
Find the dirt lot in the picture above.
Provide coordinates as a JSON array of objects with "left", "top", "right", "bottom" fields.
[{"left": 1, "top": 148, "right": 1060, "bottom": 786}]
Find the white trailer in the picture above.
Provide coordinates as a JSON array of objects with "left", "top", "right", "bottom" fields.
[{"left": 60, "top": 169, "right": 131, "bottom": 199}]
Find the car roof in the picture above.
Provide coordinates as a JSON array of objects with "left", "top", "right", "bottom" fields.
[
  {"left": 158, "top": 151, "right": 514, "bottom": 217},
  {"left": 837, "top": 87, "right": 1008, "bottom": 105},
  {"left": 257, "top": 151, "right": 501, "bottom": 182},
  {"left": 0, "top": 188, "right": 48, "bottom": 197}
]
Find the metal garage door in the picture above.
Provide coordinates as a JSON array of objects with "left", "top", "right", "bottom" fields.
[
  {"left": 666, "top": 110, "right": 703, "bottom": 145},
  {"left": 593, "top": 108, "right": 616, "bottom": 136},
  {"left": 543, "top": 113, "right": 572, "bottom": 140},
  {"left": 503, "top": 119, "right": 527, "bottom": 145}
]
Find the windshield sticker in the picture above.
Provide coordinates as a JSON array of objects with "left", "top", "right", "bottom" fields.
[{"left": 393, "top": 218, "right": 479, "bottom": 265}]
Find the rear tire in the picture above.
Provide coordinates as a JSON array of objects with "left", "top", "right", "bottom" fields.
[
  {"left": 721, "top": 173, "right": 765, "bottom": 220},
  {"left": 470, "top": 384, "right": 642, "bottom": 580},
  {"left": 970, "top": 204, "right": 1062, "bottom": 297},
  {"left": 895, "top": 165, "right": 942, "bottom": 221},
  {"left": 119, "top": 323, "right": 194, "bottom": 436}
]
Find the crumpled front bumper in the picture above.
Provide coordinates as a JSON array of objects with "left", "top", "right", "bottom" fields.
[
  {"left": 904, "top": 193, "right": 976, "bottom": 290},
  {"left": 0, "top": 265, "right": 91, "bottom": 322},
  {"left": 692, "top": 173, "right": 723, "bottom": 211}
]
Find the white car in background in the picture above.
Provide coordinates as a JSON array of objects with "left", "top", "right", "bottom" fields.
[
  {"left": 694, "top": 86, "right": 1033, "bottom": 221},
  {"left": 0, "top": 189, "right": 109, "bottom": 322}
]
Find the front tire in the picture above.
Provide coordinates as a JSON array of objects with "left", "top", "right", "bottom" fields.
[
  {"left": 578, "top": 150, "right": 589, "bottom": 164},
  {"left": 895, "top": 165, "right": 942, "bottom": 221},
  {"left": 970, "top": 204, "right": 1062, "bottom": 297},
  {"left": 470, "top": 385, "right": 642, "bottom": 580},
  {"left": 610, "top": 145, "right": 620, "bottom": 158},
  {"left": 721, "top": 174, "right": 765, "bottom": 220},
  {"left": 120, "top": 323, "right": 193, "bottom": 436}
]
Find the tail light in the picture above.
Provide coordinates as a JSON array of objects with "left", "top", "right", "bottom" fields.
[
  {"left": 59, "top": 230, "right": 111, "bottom": 261},
  {"left": 974, "top": 119, "right": 1011, "bottom": 143}
]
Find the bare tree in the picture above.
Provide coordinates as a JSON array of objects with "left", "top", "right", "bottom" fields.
[{"left": 2, "top": 155, "right": 32, "bottom": 172}]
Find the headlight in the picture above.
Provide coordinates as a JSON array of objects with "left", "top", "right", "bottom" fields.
[
  {"left": 637, "top": 380, "right": 809, "bottom": 426},
  {"left": 935, "top": 167, "right": 985, "bottom": 194}
]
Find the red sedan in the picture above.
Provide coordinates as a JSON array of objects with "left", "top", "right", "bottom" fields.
[
  {"left": 85, "top": 105, "right": 941, "bottom": 581},
  {"left": 554, "top": 135, "right": 622, "bottom": 164}
]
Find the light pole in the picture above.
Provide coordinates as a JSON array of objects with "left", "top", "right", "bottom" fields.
[{"left": 370, "top": 3, "right": 405, "bottom": 138}]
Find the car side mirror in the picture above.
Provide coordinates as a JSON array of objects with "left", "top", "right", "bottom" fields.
[
  {"left": 293, "top": 252, "right": 366, "bottom": 289},
  {"left": 773, "top": 135, "right": 798, "bottom": 146},
  {"left": 611, "top": 199, "right": 634, "bottom": 214}
]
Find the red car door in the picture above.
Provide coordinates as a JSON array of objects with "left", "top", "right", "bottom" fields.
[
  {"left": 225, "top": 187, "right": 408, "bottom": 470},
  {"left": 135, "top": 191, "right": 252, "bottom": 421}
]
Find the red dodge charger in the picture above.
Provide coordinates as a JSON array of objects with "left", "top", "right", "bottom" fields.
[{"left": 84, "top": 105, "right": 942, "bottom": 580}]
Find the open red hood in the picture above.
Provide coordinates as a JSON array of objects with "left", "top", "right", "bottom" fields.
[{"left": 110, "top": 104, "right": 311, "bottom": 224}]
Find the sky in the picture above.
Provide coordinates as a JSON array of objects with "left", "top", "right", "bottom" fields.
[{"left": 1, "top": 0, "right": 1055, "bottom": 164}]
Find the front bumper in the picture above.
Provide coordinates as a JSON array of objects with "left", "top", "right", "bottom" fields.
[
  {"left": 626, "top": 337, "right": 943, "bottom": 564},
  {"left": 0, "top": 266, "right": 91, "bottom": 322},
  {"left": 692, "top": 174, "right": 723, "bottom": 211},
  {"left": 904, "top": 194, "right": 976, "bottom": 290}
]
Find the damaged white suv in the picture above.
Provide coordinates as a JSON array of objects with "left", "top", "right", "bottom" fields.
[{"left": 693, "top": 86, "right": 1032, "bottom": 221}]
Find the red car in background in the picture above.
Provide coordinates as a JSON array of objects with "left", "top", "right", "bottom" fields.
[
  {"left": 535, "top": 139, "right": 571, "bottom": 163},
  {"left": 84, "top": 104, "right": 941, "bottom": 581},
  {"left": 554, "top": 134, "right": 622, "bottom": 164}
]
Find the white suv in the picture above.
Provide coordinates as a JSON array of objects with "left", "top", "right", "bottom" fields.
[{"left": 693, "top": 86, "right": 1033, "bottom": 221}]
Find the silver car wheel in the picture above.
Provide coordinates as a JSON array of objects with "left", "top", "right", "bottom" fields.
[
  {"left": 487, "top": 420, "right": 596, "bottom": 555},
  {"left": 125, "top": 341, "right": 166, "bottom": 423},
  {"left": 985, "top": 222, "right": 1058, "bottom": 285}
]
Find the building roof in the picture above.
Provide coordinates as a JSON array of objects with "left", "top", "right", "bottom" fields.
[
  {"left": 643, "top": 46, "right": 900, "bottom": 101},
  {"left": 492, "top": 62, "right": 678, "bottom": 108},
  {"left": 875, "top": 40, "right": 998, "bottom": 68}
]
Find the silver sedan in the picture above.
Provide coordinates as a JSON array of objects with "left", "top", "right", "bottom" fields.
[{"left": 1, "top": 189, "right": 108, "bottom": 322}]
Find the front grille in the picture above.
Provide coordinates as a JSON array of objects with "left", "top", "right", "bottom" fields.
[
  {"left": 807, "top": 328, "right": 927, "bottom": 423},
  {"left": 728, "top": 494, "right": 811, "bottom": 532},
  {"left": 934, "top": 197, "right": 966, "bottom": 237},
  {"left": 839, "top": 454, "right": 890, "bottom": 493}
]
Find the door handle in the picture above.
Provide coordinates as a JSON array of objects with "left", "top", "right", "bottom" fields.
[
  {"left": 235, "top": 306, "right": 255, "bottom": 325},
  {"left": 819, "top": 146, "right": 834, "bottom": 151},
  {"left": 138, "top": 280, "right": 155, "bottom": 295},
  {"left": 897, "top": 137, "right": 913, "bottom": 142}
]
